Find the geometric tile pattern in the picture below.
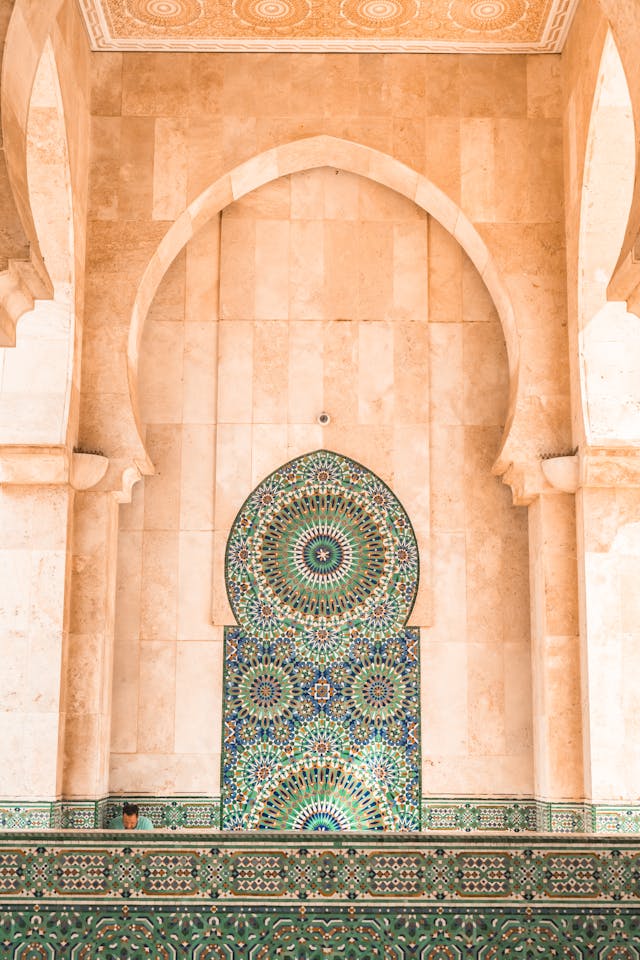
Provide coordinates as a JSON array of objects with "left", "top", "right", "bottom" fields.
[
  {"left": 0, "top": 797, "right": 221, "bottom": 830},
  {"left": 1, "top": 833, "right": 640, "bottom": 903},
  {"left": 4, "top": 798, "right": 640, "bottom": 832},
  {"left": 78, "top": 0, "right": 580, "bottom": 53},
  {"left": 223, "top": 451, "right": 420, "bottom": 831},
  {"left": 592, "top": 805, "right": 640, "bottom": 834},
  {"left": 103, "top": 796, "right": 221, "bottom": 830},
  {"left": 1, "top": 905, "right": 639, "bottom": 959},
  {"left": 2, "top": 834, "right": 640, "bottom": 960},
  {"left": 423, "top": 798, "right": 538, "bottom": 832}
]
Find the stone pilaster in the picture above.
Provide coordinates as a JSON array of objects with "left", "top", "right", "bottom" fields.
[
  {"left": 0, "top": 446, "right": 73, "bottom": 801},
  {"left": 576, "top": 449, "right": 640, "bottom": 803}
]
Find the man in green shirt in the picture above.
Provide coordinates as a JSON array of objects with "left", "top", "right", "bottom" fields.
[{"left": 108, "top": 802, "right": 154, "bottom": 830}]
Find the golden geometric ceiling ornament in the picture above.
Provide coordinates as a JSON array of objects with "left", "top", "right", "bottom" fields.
[
  {"left": 448, "top": 0, "right": 528, "bottom": 32},
  {"left": 233, "top": 0, "right": 312, "bottom": 30},
  {"left": 77, "top": 0, "right": 579, "bottom": 52},
  {"left": 340, "top": 0, "right": 420, "bottom": 31},
  {"left": 126, "top": 0, "right": 202, "bottom": 28}
]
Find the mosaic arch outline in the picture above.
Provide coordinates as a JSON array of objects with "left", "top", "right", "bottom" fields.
[{"left": 222, "top": 449, "right": 421, "bottom": 831}]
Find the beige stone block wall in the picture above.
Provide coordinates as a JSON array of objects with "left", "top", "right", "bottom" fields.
[
  {"left": 215, "top": 168, "right": 431, "bottom": 624},
  {"left": 424, "top": 218, "right": 532, "bottom": 795},
  {"left": 562, "top": 1, "right": 640, "bottom": 803},
  {"left": 578, "top": 485, "right": 640, "bottom": 801},
  {"left": 111, "top": 222, "right": 222, "bottom": 796},
  {"left": 80, "top": 49, "right": 570, "bottom": 511},
  {"left": 0, "top": 0, "right": 91, "bottom": 804}
]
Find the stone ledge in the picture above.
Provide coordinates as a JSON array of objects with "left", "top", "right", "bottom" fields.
[{"left": 0, "top": 832, "right": 639, "bottom": 905}]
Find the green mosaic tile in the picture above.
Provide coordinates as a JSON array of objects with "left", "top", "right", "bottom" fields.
[
  {"left": 536, "top": 801, "right": 589, "bottom": 833},
  {"left": 0, "top": 804, "right": 52, "bottom": 830},
  {"left": 223, "top": 451, "right": 421, "bottom": 831},
  {"left": 104, "top": 796, "right": 220, "bottom": 829},
  {"left": 592, "top": 805, "right": 640, "bottom": 834},
  {"left": 2, "top": 832, "right": 640, "bottom": 957},
  {"left": 422, "top": 798, "right": 537, "bottom": 831},
  {"left": 0, "top": 905, "right": 638, "bottom": 959},
  {"left": 1, "top": 832, "right": 639, "bottom": 903}
]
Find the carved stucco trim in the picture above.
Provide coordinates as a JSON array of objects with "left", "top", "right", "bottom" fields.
[{"left": 77, "top": 0, "right": 579, "bottom": 54}]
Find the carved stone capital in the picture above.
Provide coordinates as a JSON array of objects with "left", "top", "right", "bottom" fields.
[{"left": 497, "top": 447, "right": 640, "bottom": 505}]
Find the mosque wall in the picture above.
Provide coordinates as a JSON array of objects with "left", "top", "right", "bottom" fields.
[{"left": 3, "top": 33, "right": 593, "bottom": 814}]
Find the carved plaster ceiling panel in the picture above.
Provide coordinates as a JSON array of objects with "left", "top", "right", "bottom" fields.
[{"left": 78, "top": 0, "right": 579, "bottom": 52}]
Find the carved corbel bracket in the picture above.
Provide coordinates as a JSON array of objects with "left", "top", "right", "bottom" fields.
[
  {"left": 498, "top": 447, "right": 640, "bottom": 505},
  {"left": 0, "top": 252, "right": 53, "bottom": 346}
]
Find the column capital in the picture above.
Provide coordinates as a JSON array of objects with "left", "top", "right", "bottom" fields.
[
  {"left": 0, "top": 446, "right": 143, "bottom": 501},
  {"left": 497, "top": 447, "right": 640, "bottom": 505}
]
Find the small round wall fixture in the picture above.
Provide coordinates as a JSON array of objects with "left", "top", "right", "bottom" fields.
[{"left": 317, "top": 412, "right": 331, "bottom": 425}]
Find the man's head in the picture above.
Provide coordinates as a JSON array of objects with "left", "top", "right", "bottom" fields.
[{"left": 122, "top": 802, "right": 139, "bottom": 829}]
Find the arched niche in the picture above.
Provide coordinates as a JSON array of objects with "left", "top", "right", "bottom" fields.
[{"left": 111, "top": 149, "right": 529, "bottom": 805}]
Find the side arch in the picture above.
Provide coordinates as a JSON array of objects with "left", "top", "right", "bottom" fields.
[
  {"left": 0, "top": 0, "right": 65, "bottom": 343},
  {"left": 597, "top": 0, "right": 640, "bottom": 304},
  {"left": 578, "top": 29, "right": 637, "bottom": 445},
  {"left": 0, "top": 37, "right": 75, "bottom": 446},
  {"left": 127, "top": 135, "right": 520, "bottom": 473}
]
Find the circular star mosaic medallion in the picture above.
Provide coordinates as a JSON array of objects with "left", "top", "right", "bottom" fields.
[{"left": 226, "top": 451, "right": 418, "bottom": 634}]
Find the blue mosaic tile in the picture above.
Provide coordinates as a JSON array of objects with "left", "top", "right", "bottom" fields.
[{"left": 222, "top": 450, "right": 421, "bottom": 831}]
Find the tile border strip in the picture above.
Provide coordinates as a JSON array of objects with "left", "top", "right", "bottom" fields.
[
  {"left": 1, "top": 833, "right": 640, "bottom": 904},
  {"left": 2, "top": 796, "right": 640, "bottom": 832}
]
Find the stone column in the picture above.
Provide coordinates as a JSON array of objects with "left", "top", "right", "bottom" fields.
[
  {"left": 59, "top": 458, "right": 139, "bottom": 811},
  {"left": 0, "top": 447, "right": 73, "bottom": 813},
  {"left": 62, "top": 486, "right": 120, "bottom": 801},
  {"left": 528, "top": 490, "right": 583, "bottom": 810},
  {"left": 503, "top": 459, "right": 584, "bottom": 826},
  {"left": 577, "top": 450, "right": 640, "bottom": 809}
]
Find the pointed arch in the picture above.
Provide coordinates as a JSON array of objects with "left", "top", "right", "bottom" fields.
[
  {"left": 127, "top": 135, "right": 520, "bottom": 468},
  {"left": 0, "top": 0, "right": 65, "bottom": 343},
  {"left": 579, "top": 30, "right": 637, "bottom": 444}
]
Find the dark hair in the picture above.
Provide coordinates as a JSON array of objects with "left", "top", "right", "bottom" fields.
[{"left": 122, "top": 802, "right": 139, "bottom": 817}]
